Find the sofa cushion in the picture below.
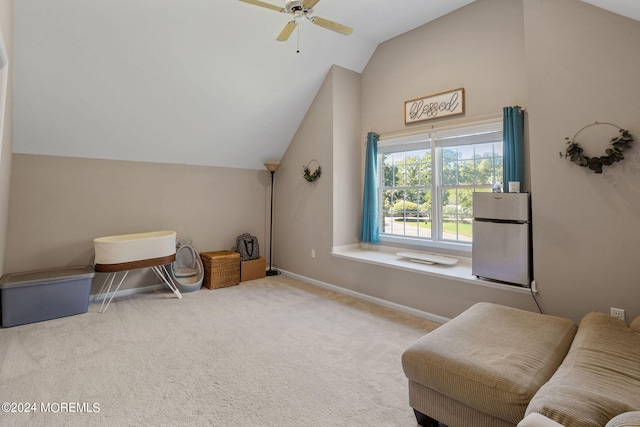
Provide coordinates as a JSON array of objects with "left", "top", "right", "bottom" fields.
[
  {"left": 518, "top": 413, "right": 565, "bottom": 427},
  {"left": 526, "top": 312, "right": 640, "bottom": 427},
  {"left": 402, "top": 303, "right": 577, "bottom": 423},
  {"left": 605, "top": 411, "right": 640, "bottom": 427}
]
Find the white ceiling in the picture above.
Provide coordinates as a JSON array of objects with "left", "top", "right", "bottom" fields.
[
  {"left": 582, "top": 0, "right": 640, "bottom": 22},
  {"left": 12, "top": 0, "right": 640, "bottom": 170}
]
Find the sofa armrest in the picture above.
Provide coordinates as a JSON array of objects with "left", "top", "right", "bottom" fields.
[
  {"left": 605, "top": 411, "right": 640, "bottom": 427},
  {"left": 518, "top": 413, "right": 564, "bottom": 427}
]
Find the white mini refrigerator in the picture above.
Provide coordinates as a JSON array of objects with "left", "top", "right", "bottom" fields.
[{"left": 472, "top": 192, "right": 531, "bottom": 287}]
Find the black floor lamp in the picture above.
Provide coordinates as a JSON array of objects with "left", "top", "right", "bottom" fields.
[{"left": 264, "top": 162, "right": 281, "bottom": 276}]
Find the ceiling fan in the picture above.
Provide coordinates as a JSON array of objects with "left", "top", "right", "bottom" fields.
[{"left": 239, "top": 0, "right": 353, "bottom": 41}]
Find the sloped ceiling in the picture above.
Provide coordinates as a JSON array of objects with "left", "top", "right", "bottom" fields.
[
  {"left": 12, "top": 0, "right": 640, "bottom": 170},
  {"left": 581, "top": 0, "right": 640, "bottom": 22}
]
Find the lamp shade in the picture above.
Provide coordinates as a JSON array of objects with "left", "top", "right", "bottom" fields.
[{"left": 264, "top": 163, "right": 281, "bottom": 173}]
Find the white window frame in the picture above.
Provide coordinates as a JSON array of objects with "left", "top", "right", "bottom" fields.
[{"left": 377, "top": 118, "right": 503, "bottom": 255}]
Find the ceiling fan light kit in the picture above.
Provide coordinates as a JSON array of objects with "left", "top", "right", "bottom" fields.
[{"left": 239, "top": 0, "right": 353, "bottom": 42}]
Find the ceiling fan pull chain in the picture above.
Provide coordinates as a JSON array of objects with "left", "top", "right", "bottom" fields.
[{"left": 297, "top": 24, "right": 300, "bottom": 53}]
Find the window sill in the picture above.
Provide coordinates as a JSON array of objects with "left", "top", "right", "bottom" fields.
[
  {"left": 379, "top": 234, "right": 472, "bottom": 258},
  {"left": 331, "top": 244, "right": 535, "bottom": 294}
]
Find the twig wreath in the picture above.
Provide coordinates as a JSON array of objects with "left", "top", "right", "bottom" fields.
[
  {"left": 302, "top": 159, "right": 322, "bottom": 182},
  {"left": 561, "top": 122, "right": 633, "bottom": 174}
]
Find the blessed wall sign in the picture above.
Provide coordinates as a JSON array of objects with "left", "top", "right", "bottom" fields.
[{"left": 404, "top": 88, "right": 465, "bottom": 124}]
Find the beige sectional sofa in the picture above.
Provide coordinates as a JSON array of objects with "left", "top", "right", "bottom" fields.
[
  {"left": 402, "top": 303, "right": 640, "bottom": 427},
  {"left": 521, "top": 312, "right": 640, "bottom": 427}
]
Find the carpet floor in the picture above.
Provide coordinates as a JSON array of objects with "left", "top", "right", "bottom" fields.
[{"left": 0, "top": 275, "right": 438, "bottom": 426}]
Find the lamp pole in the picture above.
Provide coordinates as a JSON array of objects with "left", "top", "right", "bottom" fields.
[{"left": 264, "top": 163, "right": 281, "bottom": 276}]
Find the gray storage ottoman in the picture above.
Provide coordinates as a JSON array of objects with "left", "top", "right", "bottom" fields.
[
  {"left": 402, "top": 303, "right": 577, "bottom": 427},
  {"left": 0, "top": 266, "right": 95, "bottom": 327}
]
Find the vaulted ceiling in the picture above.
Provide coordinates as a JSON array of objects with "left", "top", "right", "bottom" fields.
[{"left": 12, "top": 0, "right": 640, "bottom": 170}]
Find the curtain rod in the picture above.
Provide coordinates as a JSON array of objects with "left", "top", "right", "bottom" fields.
[{"left": 367, "top": 109, "right": 524, "bottom": 141}]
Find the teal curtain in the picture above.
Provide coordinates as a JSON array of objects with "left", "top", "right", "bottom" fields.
[
  {"left": 359, "top": 132, "right": 380, "bottom": 243},
  {"left": 503, "top": 106, "right": 524, "bottom": 189}
]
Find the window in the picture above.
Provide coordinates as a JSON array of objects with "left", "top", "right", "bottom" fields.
[{"left": 378, "top": 119, "right": 503, "bottom": 251}]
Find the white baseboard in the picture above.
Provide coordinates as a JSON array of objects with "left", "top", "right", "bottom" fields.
[
  {"left": 89, "top": 270, "right": 450, "bottom": 324},
  {"left": 278, "top": 269, "right": 450, "bottom": 325}
]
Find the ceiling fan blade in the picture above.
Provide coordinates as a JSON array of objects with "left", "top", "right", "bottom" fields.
[
  {"left": 238, "top": 0, "right": 285, "bottom": 13},
  {"left": 311, "top": 16, "right": 353, "bottom": 36},
  {"left": 276, "top": 21, "right": 298, "bottom": 41},
  {"left": 302, "top": 0, "right": 320, "bottom": 9}
]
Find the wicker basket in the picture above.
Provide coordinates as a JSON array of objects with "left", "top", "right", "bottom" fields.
[{"left": 199, "top": 250, "right": 240, "bottom": 289}]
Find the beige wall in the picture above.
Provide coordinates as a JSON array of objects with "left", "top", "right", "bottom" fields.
[
  {"left": 276, "top": 0, "right": 640, "bottom": 324},
  {"left": 0, "top": 0, "right": 13, "bottom": 276},
  {"left": 275, "top": 67, "right": 335, "bottom": 278},
  {"left": 276, "top": 0, "right": 536, "bottom": 322},
  {"left": 5, "top": 0, "right": 640, "bottom": 324},
  {"left": 361, "top": 0, "right": 527, "bottom": 135},
  {"left": 523, "top": 0, "right": 640, "bottom": 322},
  {"left": 6, "top": 154, "right": 269, "bottom": 292},
  {"left": 275, "top": 64, "right": 360, "bottom": 273},
  {"left": 332, "top": 67, "right": 362, "bottom": 247}
]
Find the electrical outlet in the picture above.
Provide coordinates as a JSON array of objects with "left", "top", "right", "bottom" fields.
[
  {"left": 610, "top": 307, "right": 625, "bottom": 322},
  {"left": 311, "top": 249, "right": 316, "bottom": 259}
]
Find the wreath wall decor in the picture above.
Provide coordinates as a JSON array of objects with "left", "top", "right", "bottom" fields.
[
  {"left": 561, "top": 122, "right": 633, "bottom": 174},
  {"left": 303, "top": 159, "right": 322, "bottom": 182}
]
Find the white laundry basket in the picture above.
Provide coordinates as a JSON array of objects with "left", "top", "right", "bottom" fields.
[{"left": 171, "top": 244, "right": 203, "bottom": 293}]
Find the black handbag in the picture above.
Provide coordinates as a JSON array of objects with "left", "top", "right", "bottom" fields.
[{"left": 235, "top": 233, "right": 259, "bottom": 261}]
